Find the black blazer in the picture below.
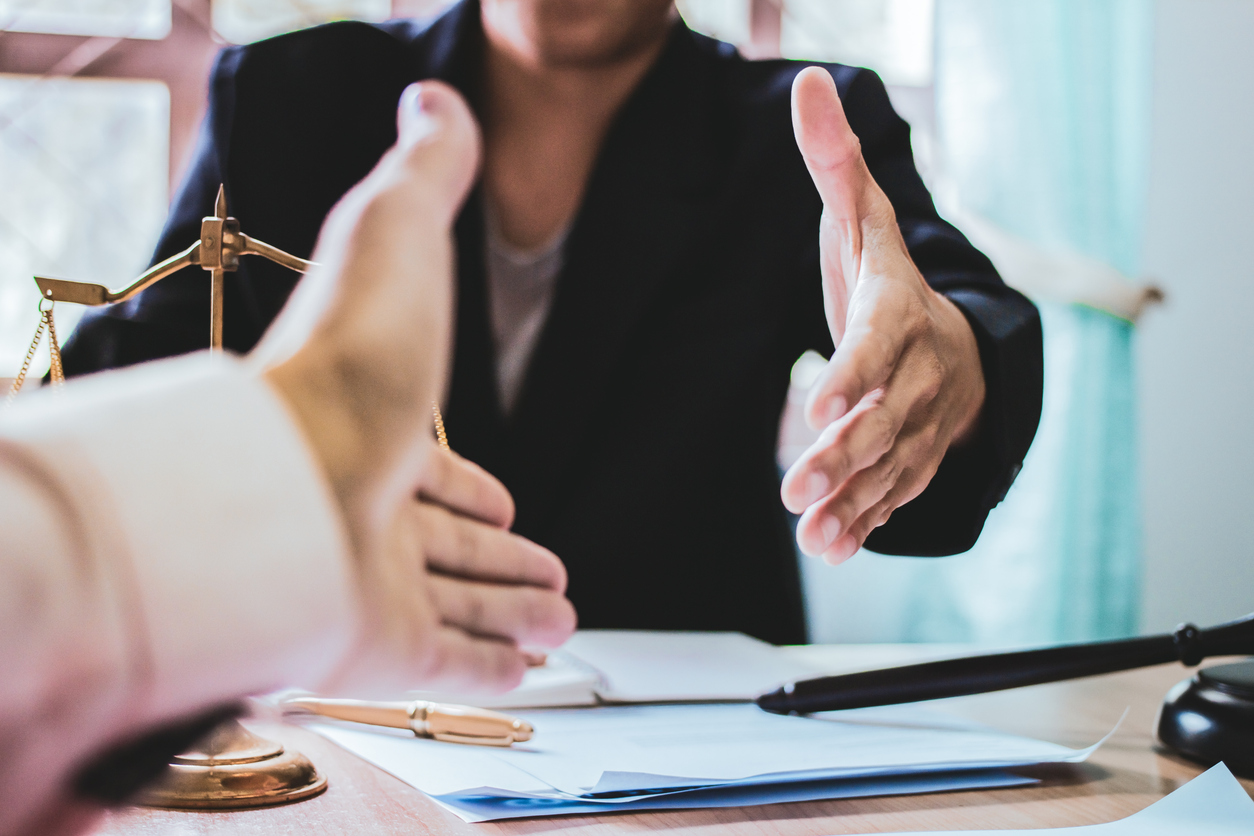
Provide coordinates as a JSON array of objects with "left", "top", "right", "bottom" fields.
[{"left": 61, "top": 0, "right": 1042, "bottom": 644}]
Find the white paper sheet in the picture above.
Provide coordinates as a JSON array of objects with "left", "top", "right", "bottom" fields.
[
  {"left": 486, "top": 704, "right": 1103, "bottom": 794},
  {"left": 407, "top": 630, "right": 823, "bottom": 709},
  {"left": 309, "top": 702, "right": 1112, "bottom": 821},
  {"left": 837, "top": 763, "right": 1254, "bottom": 835},
  {"left": 407, "top": 651, "right": 602, "bottom": 709},
  {"left": 563, "top": 630, "right": 820, "bottom": 702}
]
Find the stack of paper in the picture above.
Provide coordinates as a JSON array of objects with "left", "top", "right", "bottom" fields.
[{"left": 309, "top": 702, "right": 1113, "bottom": 821}]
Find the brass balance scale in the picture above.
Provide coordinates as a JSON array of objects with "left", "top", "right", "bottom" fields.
[
  {"left": 8, "top": 186, "right": 446, "bottom": 809},
  {"left": 10, "top": 185, "right": 310, "bottom": 395}
]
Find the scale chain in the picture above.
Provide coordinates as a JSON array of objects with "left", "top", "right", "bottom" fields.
[
  {"left": 45, "top": 304, "right": 65, "bottom": 386},
  {"left": 6, "top": 301, "right": 65, "bottom": 407},
  {"left": 432, "top": 402, "right": 449, "bottom": 451}
]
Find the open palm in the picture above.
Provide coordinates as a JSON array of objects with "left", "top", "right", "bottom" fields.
[{"left": 780, "top": 67, "right": 987, "bottom": 564}]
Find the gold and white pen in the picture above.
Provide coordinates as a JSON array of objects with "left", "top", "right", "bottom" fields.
[{"left": 284, "top": 697, "right": 533, "bottom": 747}]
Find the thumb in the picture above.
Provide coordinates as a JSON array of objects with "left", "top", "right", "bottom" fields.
[
  {"left": 394, "top": 81, "right": 481, "bottom": 219},
  {"left": 257, "top": 80, "right": 481, "bottom": 541},
  {"left": 791, "top": 66, "right": 866, "bottom": 221}
]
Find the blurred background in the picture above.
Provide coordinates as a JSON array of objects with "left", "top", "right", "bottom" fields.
[{"left": 0, "top": 0, "right": 1249, "bottom": 645}]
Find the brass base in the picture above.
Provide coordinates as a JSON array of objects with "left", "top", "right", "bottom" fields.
[{"left": 138, "top": 719, "right": 327, "bottom": 810}]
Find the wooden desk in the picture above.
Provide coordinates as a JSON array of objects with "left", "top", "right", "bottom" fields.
[{"left": 95, "top": 654, "right": 1254, "bottom": 835}]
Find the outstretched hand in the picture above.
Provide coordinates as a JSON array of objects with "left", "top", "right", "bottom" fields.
[
  {"left": 779, "top": 67, "right": 986, "bottom": 565},
  {"left": 257, "top": 82, "right": 574, "bottom": 696}
]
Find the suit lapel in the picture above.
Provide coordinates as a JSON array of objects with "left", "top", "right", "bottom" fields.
[
  {"left": 501, "top": 28, "right": 719, "bottom": 537},
  {"left": 445, "top": 189, "right": 511, "bottom": 475},
  {"left": 401, "top": 0, "right": 483, "bottom": 86},
  {"left": 409, "top": 1, "right": 509, "bottom": 471}
]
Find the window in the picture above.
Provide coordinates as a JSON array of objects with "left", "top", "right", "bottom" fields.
[
  {"left": 0, "top": 74, "right": 167, "bottom": 379},
  {"left": 0, "top": 0, "right": 171, "bottom": 39},
  {"left": 212, "top": 0, "right": 390, "bottom": 45}
]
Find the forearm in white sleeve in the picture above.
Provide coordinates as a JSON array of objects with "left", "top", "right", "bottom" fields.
[{"left": 0, "top": 353, "right": 358, "bottom": 835}]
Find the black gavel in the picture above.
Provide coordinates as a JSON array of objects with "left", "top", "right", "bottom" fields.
[{"left": 757, "top": 613, "right": 1254, "bottom": 775}]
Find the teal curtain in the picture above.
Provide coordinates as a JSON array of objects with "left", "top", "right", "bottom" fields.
[
  {"left": 801, "top": 0, "right": 1153, "bottom": 644},
  {"left": 930, "top": 0, "right": 1152, "bottom": 641}
]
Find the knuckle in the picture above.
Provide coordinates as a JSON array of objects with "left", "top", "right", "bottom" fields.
[
  {"left": 825, "top": 493, "right": 859, "bottom": 528},
  {"left": 917, "top": 354, "right": 945, "bottom": 402},
  {"left": 545, "top": 550, "right": 569, "bottom": 593},
  {"left": 851, "top": 506, "right": 888, "bottom": 543},
  {"left": 828, "top": 444, "right": 856, "bottom": 480},
  {"left": 530, "top": 592, "right": 577, "bottom": 645},
  {"left": 875, "top": 455, "right": 902, "bottom": 493},
  {"left": 850, "top": 519, "right": 876, "bottom": 545},
  {"left": 895, "top": 466, "right": 930, "bottom": 506},
  {"left": 523, "top": 542, "right": 568, "bottom": 592},
  {"left": 424, "top": 574, "right": 450, "bottom": 606},
  {"left": 419, "top": 448, "right": 456, "bottom": 500},
  {"left": 494, "top": 535, "right": 535, "bottom": 584},
  {"left": 491, "top": 649, "right": 527, "bottom": 692},
  {"left": 558, "top": 596, "right": 578, "bottom": 638},
  {"left": 419, "top": 501, "right": 453, "bottom": 544},
  {"left": 516, "top": 588, "right": 547, "bottom": 632},
  {"left": 451, "top": 518, "right": 481, "bottom": 571},
  {"left": 848, "top": 331, "right": 887, "bottom": 379},
  {"left": 415, "top": 634, "right": 451, "bottom": 682},
  {"left": 411, "top": 498, "right": 439, "bottom": 529},
  {"left": 920, "top": 423, "right": 941, "bottom": 453},
  {"left": 459, "top": 588, "right": 487, "bottom": 629},
  {"left": 867, "top": 406, "right": 898, "bottom": 452}
]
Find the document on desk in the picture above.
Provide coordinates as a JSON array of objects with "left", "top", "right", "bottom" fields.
[
  {"left": 833, "top": 763, "right": 1254, "bottom": 835},
  {"left": 408, "top": 630, "right": 823, "bottom": 708},
  {"left": 309, "top": 702, "right": 1115, "bottom": 821}
]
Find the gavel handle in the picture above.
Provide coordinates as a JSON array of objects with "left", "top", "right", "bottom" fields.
[{"left": 757, "top": 613, "right": 1254, "bottom": 715}]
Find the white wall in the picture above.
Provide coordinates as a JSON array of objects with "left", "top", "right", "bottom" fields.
[{"left": 1137, "top": 0, "right": 1254, "bottom": 631}]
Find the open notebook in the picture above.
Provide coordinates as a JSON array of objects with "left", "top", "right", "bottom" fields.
[{"left": 407, "top": 630, "right": 824, "bottom": 708}]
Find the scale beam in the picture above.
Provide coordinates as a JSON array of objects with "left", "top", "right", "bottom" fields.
[{"left": 30, "top": 185, "right": 316, "bottom": 348}]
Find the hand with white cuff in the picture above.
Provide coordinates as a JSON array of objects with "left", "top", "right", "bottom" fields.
[
  {"left": 779, "top": 67, "right": 987, "bottom": 566},
  {"left": 256, "top": 81, "right": 575, "bottom": 696}
]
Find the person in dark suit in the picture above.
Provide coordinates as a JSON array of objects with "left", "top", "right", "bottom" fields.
[{"left": 61, "top": 0, "right": 1042, "bottom": 644}]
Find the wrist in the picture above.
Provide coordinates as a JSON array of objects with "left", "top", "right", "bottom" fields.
[
  {"left": 934, "top": 290, "right": 987, "bottom": 446},
  {"left": 262, "top": 356, "right": 404, "bottom": 560}
]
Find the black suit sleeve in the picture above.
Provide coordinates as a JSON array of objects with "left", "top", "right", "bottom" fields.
[{"left": 815, "top": 67, "right": 1043, "bottom": 556}]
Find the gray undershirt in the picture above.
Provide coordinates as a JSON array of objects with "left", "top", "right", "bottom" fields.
[{"left": 485, "top": 207, "right": 570, "bottom": 416}]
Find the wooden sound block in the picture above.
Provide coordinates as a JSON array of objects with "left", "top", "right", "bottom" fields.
[{"left": 1157, "top": 659, "right": 1254, "bottom": 777}]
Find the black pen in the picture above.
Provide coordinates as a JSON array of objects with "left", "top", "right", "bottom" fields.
[{"left": 756, "top": 613, "right": 1254, "bottom": 715}]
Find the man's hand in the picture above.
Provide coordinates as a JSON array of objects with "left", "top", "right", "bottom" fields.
[
  {"left": 779, "top": 67, "right": 986, "bottom": 566},
  {"left": 256, "top": 82, "right": 575, "bottom": 696},
  {"left": 323, "top": 447, "right": 575, "bottom": 696},
  {"left": 412, "top": 449, "right": 575, "bottom": 690}
]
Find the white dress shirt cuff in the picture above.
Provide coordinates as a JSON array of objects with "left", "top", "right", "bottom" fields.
[{"left": 1, "top": 353, "right": 358, "bottom": 723}]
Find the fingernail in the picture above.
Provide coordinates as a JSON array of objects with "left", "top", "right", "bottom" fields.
[
  {"left": 802, "top": 471, "right": 830, "bottom": 505},
  {"left": 819, "top": 515, "right": 842, "bottom": 550},
  {"left": 399, "top": 83, "right": 439, "bottom": 147},
  {"left": 796, "top": 508, "right": 839, "bottom": 557},
  {"left": 823, "top": 534, "right": 858, "bottom": 566},
  {"left": 822, "top": 395, "right": 848, "bottom": 425}
]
